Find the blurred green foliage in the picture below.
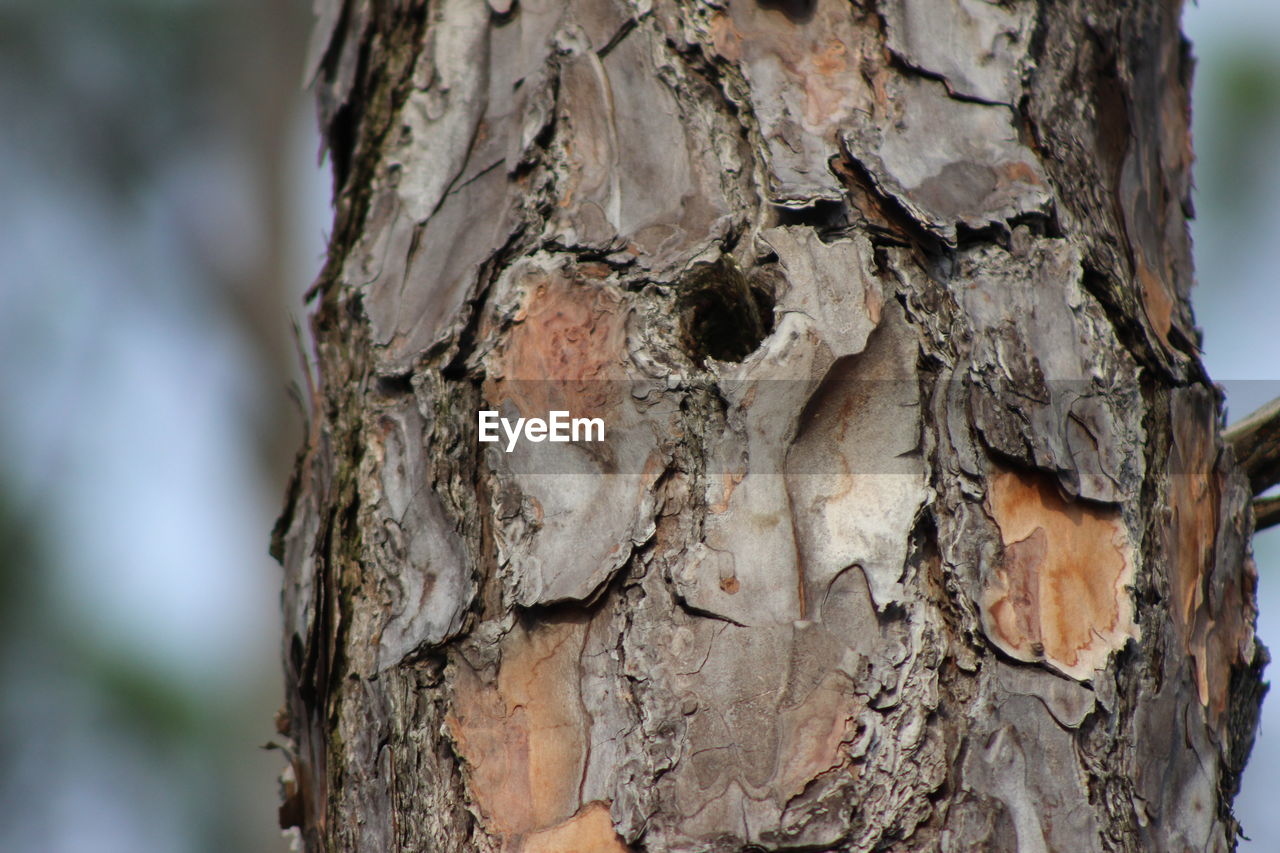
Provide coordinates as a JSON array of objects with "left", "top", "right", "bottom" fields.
[
  {"left": 0, "top": 0, "right": 220, "bottom": 197},
  {"left": 0, "top": 0, "right": 305, "bottom": 851},
  {"left": 1195, "top": 41, "right": 1280, "bottom": 220}
]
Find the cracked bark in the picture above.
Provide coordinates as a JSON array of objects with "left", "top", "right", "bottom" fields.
[{"left": 275, "top": 0, "right": 1266, "bottom": 850}]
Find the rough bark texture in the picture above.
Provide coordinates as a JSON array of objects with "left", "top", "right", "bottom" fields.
[{"left": 275, "top": 1, "right": 1267, "bottom": 850}]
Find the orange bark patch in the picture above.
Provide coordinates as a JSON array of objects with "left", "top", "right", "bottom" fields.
[
  {"left": 486, "top": 268, "right": 627, "bottom": 417},
  {"left": 1165, "top": 390, "right": 1253, "bottom": 717},
  {"left": 863, "top": 281, "right": 884, "bottom": 326},
  {"left": 1196, "top": 557, "right": 1255, "bottom": 721},
  {"left": 1169, "top": 436, "right": 1218, "bottom": 637},
  {"left": 521, "top": 802, "right": 632, "bottom": 853},
  {"left": 999, "top": 160, "right": 1043, "bottom": 186},
  {"left": 981, "top": 469, "right": 1136, "bottom": 680},
  {"left": 709, "top": 471, "right": 743, "bottom": 514},
  {"left": 800, "top": 40, "right": 856, "bottom": 127},
  {"left": 711, "top": 0, "right": 872, "bottom": 129},
  {"left": 774, "top": 674, "right": 861, "bottom": 801},
  {"left": 1167, "top": 392, "right": 1218, "bottom": 708},
  {"left": 447, "top": 617, "right": 589, "bottom": 836},
  {"left": 1137, "top": 258, "right": 1174, "bottom": 350},
  {"left": 708, "top": 11, "right": 742, "bottom": 63}
]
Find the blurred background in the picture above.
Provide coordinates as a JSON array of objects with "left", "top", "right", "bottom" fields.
[
  {"left": 0, "top": 0, "right": 318, "bottom": 850},
  {"left": 0, "top": 1, "right": 1275, "bottom": 851}
]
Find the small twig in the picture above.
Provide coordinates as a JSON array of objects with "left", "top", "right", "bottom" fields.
[
  {"left": 1224, "top": 396, "right": 1280, "bottom": 496},
  {"left": 1255, "top": 496, "right": 1280, "bottom": 533}
]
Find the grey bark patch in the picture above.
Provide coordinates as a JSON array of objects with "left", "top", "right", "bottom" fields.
[
  {"left": 704, "top": 0, "right": 874, "bottom": 204},
  {"left": 362, "top": 164, "right": 521, "bottom": 372},
  {"left": 548, "top": 25, "right": 737, "bottom": 274},
  {"left": 882, "top": 0, "right": 1035, "bottom": 105},
  {"left": 1133, "top": 651, "right": 1231, "bottom": 852},
  {"left": 676, "top": 228, "right": 911, "bottom": 625},
  {"left": 949, "top": 232, "right": 1144, "bottom": 504},
  {"left": 393, "top": 0, "right": 490, "bottom": 224},
  {"left": 994, "top": 661, "right": 1095, "bottom": 729},
  {"left": 362, "top": 399, "right": 472, "bottom": 670},
  {"left": 785, "top": 303, "right": 926, "bottom": 612},
  {"left": 843, "top": 75, "right": 1049, "bottom": 242},
  {"left": 958, "top": 676, "right": 1101, "bottom": 852}
]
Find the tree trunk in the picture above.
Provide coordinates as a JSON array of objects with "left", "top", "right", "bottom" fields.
[{"left": 275, "top": 0, "right": 1267, "bottom": 850}]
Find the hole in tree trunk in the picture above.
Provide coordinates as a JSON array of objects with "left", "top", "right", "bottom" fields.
[
  {"left": 678, "top": 257, "right": 776, "bottom": 365},
  {"left": 756, "top": 0, "right": 816, "bottom": 24}
]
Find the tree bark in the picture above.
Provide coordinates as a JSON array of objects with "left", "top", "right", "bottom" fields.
[{"left": 275, "top": 0, "right": 1267, "bottom": 850}]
